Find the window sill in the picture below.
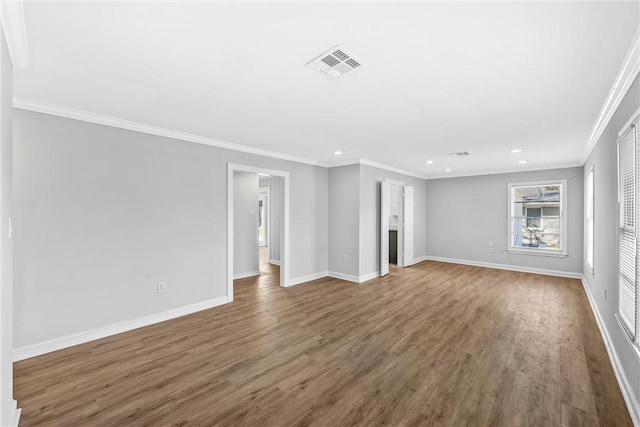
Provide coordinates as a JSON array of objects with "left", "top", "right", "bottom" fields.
[{"left": 507, "top": 248, "right": 568, "bottom": 258}]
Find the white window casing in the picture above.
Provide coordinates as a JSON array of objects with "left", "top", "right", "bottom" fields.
[{"left": 507, "top": 179, "right": 568, "bottom": 257}]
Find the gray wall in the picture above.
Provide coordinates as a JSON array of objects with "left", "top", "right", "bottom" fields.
[
  {"left": 425, "top": 167, "right": 584, "bottom": 274},
  {"left": 0, "top": 29, "right": 15, "bottom": 427},
  {"left": 233, "top": 172, "right": 258, "bottom": 277},
  {"left": 328, "top": 165, "right": 360, "bottom": 277},
  {"left": 13, "top": 110, "right": 329, "bottom": 348},
  {"left": 583, "top": 76, "right": 640, "bottom": 405},
  {"left": 359, "top": 164, "right": 428, "bottom": 276},
  {"left": 258, "top": 176, "right": 283, "bottom": 263}
]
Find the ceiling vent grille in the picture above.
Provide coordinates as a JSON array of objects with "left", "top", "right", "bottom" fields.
[
  {"left": 449, "top": 152, "right": 471, "bottom": 156},
  {"left": 307, "top": 45, "right": 365, "bottom": 80}
]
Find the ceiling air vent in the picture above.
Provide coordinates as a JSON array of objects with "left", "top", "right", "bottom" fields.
[
  {"left": 449, "top": 152, "right": 471, "bottom": 156},
  {"left": 307, "top": 45, "right": 365, "bottom": 80}
]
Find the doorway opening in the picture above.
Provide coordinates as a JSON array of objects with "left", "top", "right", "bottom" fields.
[
  {"left": 380, "top": 179, "right": 414, "bottom": 277},
  {"left": 228, "top": 164, "right": 290, "bottom": 302}
]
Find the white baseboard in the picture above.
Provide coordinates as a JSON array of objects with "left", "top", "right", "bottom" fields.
[
  {"left": 412, "top": 255, "right": 428, "bottom": 264},
  {"left": 233, "top": 270, "right": 260, "bottom": 280},
  {"left": 580, "top": 276, "right": 640, "bottom": 426},
  {"left": 13, "top": 296, "right": 230, "bottom": 361},
  {"left": 359, "top": 271, "right": 380, "bottom": 282},
  {"left": 328, "top": 271, "right": 360, "bottom": 283},
  {"left": 269, "top": 259, "right": 281, "bottom": 266},
  {"left": 328, "top": 271, "right": 380, "bottom": 283},
  {"left": 5, "top": 400, "right": 21, "bottom": 427},
  {"left": 423, "top": 255, "right": 582, "bottom": 279},
  {"left": 285, "top": 271, "right": 328, "bottom": 287}
]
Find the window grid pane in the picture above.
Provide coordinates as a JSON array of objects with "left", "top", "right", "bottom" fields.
[{"left": 617, "top": 125, "right": 637, "bottom": 338}]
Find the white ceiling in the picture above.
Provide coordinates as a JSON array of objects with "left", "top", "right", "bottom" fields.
[{"left": 14, "top": 1, "right": 640, "bottom": 178}]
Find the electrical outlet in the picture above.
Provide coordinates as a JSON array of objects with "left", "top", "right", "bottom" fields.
[
  {"left": 488, "top": 241, "right": 494, "bottom": 253},
  {"left": 157, "top": 282, "right": 167, "bottom": 293},
  {"left": 343, "top": 255, "right": 348, "bottom": 262}
]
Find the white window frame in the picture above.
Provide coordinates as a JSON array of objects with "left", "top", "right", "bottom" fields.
[
  {"left": 616, "top": 110, "right": 640, "bottom": 343},
  {"left": 507, "top": 179, "right": 568, "bottom": 257},
  {"left": 586, "top": 166, "right": 595, "bottom": 275}
]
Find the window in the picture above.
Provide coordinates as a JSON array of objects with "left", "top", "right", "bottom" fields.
[
  {"left": 508, "top": 180, "right": 567, "bottom": 256},
  {"left": 617, "top": 116, "right": 639, "bottom": 340},
  {"left": 586, "top": 167, "right": 594, "bottom": 275}
]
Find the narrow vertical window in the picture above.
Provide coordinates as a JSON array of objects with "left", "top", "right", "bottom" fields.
[
  {"left": 586, "top": 167, "right": 594, "bottom": 275},
  {"left": 617, "top": 119, "right": 638, "bottom": 340}
]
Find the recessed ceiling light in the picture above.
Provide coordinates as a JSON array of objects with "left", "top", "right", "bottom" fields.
[
  {"left": 511, "top": 149, "right": 523, "bottom": 154},
  {"left": 426, "top": 160, "right": 434, "bottom": 165},
  {"left": 444, "top": 168, "right": 452, "bottom": 172},
  {"left": 257, "top": 173, "right": 270, "bottom": 177},
  {"left": 334, "top": 150, "right": 342, "bottom": 155},
  {"left": 518, "top": 160, "right": 528, "bottom": 164}
]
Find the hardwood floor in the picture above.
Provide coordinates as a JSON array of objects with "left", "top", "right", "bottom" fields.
[{"left": 14, "top": 257, "right": 631, "bottom": 426}]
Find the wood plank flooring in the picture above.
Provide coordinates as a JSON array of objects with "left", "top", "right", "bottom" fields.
[{"left": 14, "top": 253, "right": 631, "bottom": 426}]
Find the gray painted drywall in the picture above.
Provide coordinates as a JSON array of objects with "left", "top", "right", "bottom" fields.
[
  {"left": 0, "top": 29, "right": 15, "bottom": 426},
  {"left": 583, "top": 76, "right": 640, "bottom": 404},
  {"left": 258, "top": 176, "right": 283, "bottom": 263},
  {"left": 13, "top": 110, "right": 328, "bottom": 348},
  {"left": 328, "top": 164, "right": 360, "bottom": 277},
  {"left": 359, "top": 164, "right": 428, "bottom": 277},
  {"left": 425, "top": 167, "right": 583, "bottom": 273},
  {"left": 233, "top": 172, "right": 258, "bottom": 277}
]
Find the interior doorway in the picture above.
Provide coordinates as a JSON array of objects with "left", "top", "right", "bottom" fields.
[
  {"left": 380, "top": 179, "right": 414, "bottom": 277},
  {"left": 228, "top": 164, "right": 290, "bottom": 302},
  {"left": 258, "top": 187, "right": 269, "bottom": 248}
]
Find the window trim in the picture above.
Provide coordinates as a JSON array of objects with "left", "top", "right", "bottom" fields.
[
  {"left": 586, "top": 166, "right": 595, "bottom": 276},
  {"left": 507, "top": 179, "right": 568, "bottom": 257}
]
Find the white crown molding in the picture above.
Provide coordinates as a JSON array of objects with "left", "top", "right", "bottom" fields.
[
  {"left": 327, "top": 159, "right": 428, "bottom": 179},
  {"left": 13, "top": 296, "right": 229, "bottom": 361},
  {"left": 14, "top": 97, "right": 589, "bottom": 180},
  {"left": 580, "top": 276, "right": 640, "bottom": 427},
  {"left": 423, "top": 162, "right": 584, "bottom": 181},
  {"left": 585, "top": 29, "right": 639, "bottom": 161},
  {"left": 358, "top": 159, "right": 428, "bottom": 179},
  {"left": 13, "top": 97, "right": 328, "bottom": 168},
  {"left": 0, "top": 0, "right": 30, "bottom": 69}
]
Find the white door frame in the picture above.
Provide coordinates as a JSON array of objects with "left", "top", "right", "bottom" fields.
[
  {"left": 228, "top": 164, "right": 290, "bottom": 301},
  {"left": 381, "top": 179, "right": 405, "bottom": 276}
]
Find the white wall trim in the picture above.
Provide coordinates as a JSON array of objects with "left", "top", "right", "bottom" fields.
[
  {"left": 6, "top": 400, "right": 20, "bottom": 427},
  {"left": 359, "top": 159, "right": 427, "bottom": 179},
  {"left": 424, "top": 162, "right": 585, "bottom": 181},
  {"left": 269, "top": 259, "right": 281, "bottom": 266},
  {"left": 0, "top": 0, "right": 30, "bottom": 69},
  {"left": 585, "top": 29, "right": 640, "bottom": 161},
  {"left": 328, "top": 271, "right": 380, "bottom": 283},
  {"left": 233, "top": 271, "right": 260, "bottom": 280},
  {"left": 285, "top": 271, "right": 328, "bottom": 287},
  {"left": 359, "top": 271, "right": 380, "bottom": 282},
  {"left": 13, "top": 98, "right": 326, "bottom": 167},
  {"left": 13, "top": 296, "right": 229, "bottom": 362},
  {"left": 423, "top": 255, "right": 582, "bottom": 279},
  {"left": 412, "top": 255, "right": 428, "bottom": 264},
  {"left": 328, "top": 271, "right": 360, "bottom": 283},
  {"left": 228, "top": 164, "right": 290, "bottom": 297},
  {"left": 580, "top": 276, "right": 640, "bottom": 426}
]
